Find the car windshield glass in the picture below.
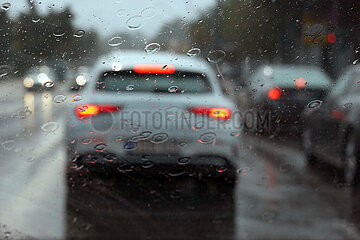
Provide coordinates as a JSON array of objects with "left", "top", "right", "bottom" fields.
[{"left": 96, "top": 71, "right": 211, "bottom": 93}]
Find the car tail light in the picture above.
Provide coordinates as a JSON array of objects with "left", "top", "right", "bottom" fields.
[
  {"left": 76, "top": 104, "right": 120, "bottom": 118},
  {"left": 133, "top": 64, "right": 175, "bottom": 74},
  {"left": 268, "top": 88, "right": 281, "bottom": 100},
  {"left": 190, "top": 106, "right": 231, "bottom": 120}
]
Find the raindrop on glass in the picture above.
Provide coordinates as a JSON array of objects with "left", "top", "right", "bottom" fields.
[
  {"left": 142, "top": 160, "right": 154, "bottom": 169},
  {"left": 187, "top": 48, "right": 201, "bottom": 57},
  {"left": 198, "top": 132, "right": 216, "bottom": 144},
  {"left": 141, "top": 7, "right": 157, "bottom": 18},
  {"left": 231, "top": 131, "right": 241, "bottom": 137},
  {"left": 178, "top": 157, "right": 190, "bottom": 165},
  {"left": 207, "top": 50, "right": 226, "bottom": 63},
  {"left": 44, "top": 81, "right": 54, "bottom": 88},
  {"left": 307, "top": 100, "right": 322, "bottom": 109},
  {"left": 168, "top": 86, "right": 178, "bottom": 93},
  {"left": 237, "top": 166, "right": 252, "bottom": 175},
  {"left": 108, "top": 36, "right": 124, "bottom": 47},
  {"left": 124, "top": 141, "right": 137, "bottom": 151},
  {"left": 150, "top": 133, "right": 168, "bottom": 144},
  {"left": 32, "top": 17, "right": 41, "bottom": 23},
  {"left": 117, "top": 9, "right": 126, "bottom": 18},
  {"left": 72, "top": 94, "right": 82, "bottom": 102},
  {"left": 41, "top": 122, "right": 59, "bottom": 133},
  {"left": 144, "top": 43, "right": 160, "bottom": 53},
  {"left": 2, "top": 140, "right": 15, "bottom": 151},
  {"left": 356, "top": 47, "right": 360, "bottom": 54},
  {"left": 95, "top": 143, "right": 107, "bottom": 151},
  {"left": 53, "top": 27, "right": 66, "bottom": 37},
  {"left": 126, "top": 84, "right": 134, "bottom": 91},
  {"left": 73, "top": 30, "right": 85, "bottom": 38},
  {"left": 353, "top": 59, "right": 360, "bottom": 65},
  {"left": 1, "top": 2, "right": 11, "bottom": 11},
  {"left": 126, "top": 15, "right": 142, "bottom": 30},
  {"left": 344, "top": 102, "right": 353, "bottom": 108},
  {"left": 12, "top": 107, "right": 32, "bottom": 119},
  {"left": 53, "top": 94, "right": 66, "bottom": 103}
]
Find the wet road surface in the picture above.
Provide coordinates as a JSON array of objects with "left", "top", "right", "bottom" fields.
[{"left": 1, "top": 80, "right": 360, "bottom": 239}]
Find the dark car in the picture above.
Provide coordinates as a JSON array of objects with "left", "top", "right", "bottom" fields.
[
  {"left": 247, "top": 64, "right": 331, "bottom": 134},
  {"left": 302, "top": 66, "right": 360, "bottom": 185}
]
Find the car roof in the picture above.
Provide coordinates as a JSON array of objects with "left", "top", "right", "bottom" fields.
[
  {"left": 252, "top": 64, "right": 332, "bottom": 89},
  {"left": 84, "top": 50, "right": 222, "bottom": 94}
]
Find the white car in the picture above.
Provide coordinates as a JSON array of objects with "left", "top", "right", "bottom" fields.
[{"left": 65, "top": 50, "right": 241, "bottom": 185}]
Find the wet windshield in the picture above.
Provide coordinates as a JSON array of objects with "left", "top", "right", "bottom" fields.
[{"left": 2, "top": 1, "right": 360, "bottom": 240}]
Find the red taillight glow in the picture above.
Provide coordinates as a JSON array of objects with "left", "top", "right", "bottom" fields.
[
  {"left": 133, "top": 64, "right": 175, "bottom": 74},
  {"left": 76, "top": 104, "right": 120, "bottom": 118},
  {"left": 190, "top": 106, "right": 231, "bottom": 120},
  {"left": 268, "top": 88, "right": 281, "bottom": 100}
]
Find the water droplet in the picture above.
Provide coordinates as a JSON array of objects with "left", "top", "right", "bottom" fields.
[
  {"left": 142, "top": 155, "right": 149, "bottom": 161},
  {"left": 41, "top": 122, "right": 59, "bottom": 133},
  {"left": 108, "top": 36, "right": 124, "bottom": 47},
  {"left": 0, "top": 65, "right": 11, "bottom": 78},
  {"left": 95, "top": 143, "right": 107, "bottom": 151},
  {"left": 2, "top": 140, "right": 15, "bottom": 151},
  {"left": 124, "top": 141, "right": 137, "bottom": 151},
  {"left": 353, "top": 59, "right": 360, "bottom": 65},
  {"left": 168, "top": 86, "right": 178, "bottom": 93},
  {"left": 44, "top": 81, "right": 54, "bottom": 88},
  {"left": 126, "top": 15, "right": 142, "bottom": 30},
  {"left": 231, "top": 131, "right": 241, "bottom": 137},
  {"left": 12, "top": 106, "right": 32, "bottom": 119},
  {"left": 82, "top": 139, "right": 92, "bottom": 145},
  {"left": 141, "top": 7, "right": 157, "bottom": 18},
  {"left": 126, "top": 84, "right": 134, "bottom": 91},
  {"left": 104, "top": 154, "right": 117, "bottom": 162},
  {"left": 198, "top": 132, "right": 216, "bottom": 144},
  {"left": 130, "top": 131, "right": 152, "bottom": 142},
  {"left": 72, "top": 94, "right": 82, "bottom": 102},
  {"left": 116, "top": 136, "right": 124, "bottom": 142},
  {"left": 307, "top": 100, "right": 322, "bottom": 109},
  {"left": 1, "top": 2, "right": 11, "bottom": 11},
  {"left": 187, "top": 47, "right": 201, "bottom": 57},
  {"left": 117, "top": 9, "right": 126, "bottom": 18},
  {"left": 32, "top": 17, "right": 41, "bottom": 23},
  {"left": 53, "top": 94, "right": 66, "bottom": 103},
  {"left": 344, "top": 102, "right": 353, "bottom": 108},
  {"left": 237, "top": 166, "right": 252, "bottom": 175},
  {"left": 177, "top": 141, "right": 187, "bottom": 147},
  {"left": 53, "top": 27, "right": 66, "bottom": 37},
  {"left": 150, "top": 133, "right": 168, "bottom": 144},
  {"left": 216, "top": 166, "right": 228, "bottom": 173},
  {"left": 142, "top": 160, "right": 154, "bottom": 169},
  {"left": 356, "top": 47, "right": 360, "bottom": 54},
  {"left": 207, "top": 50, "right": 226, "bottom": 63},
  {"left": 168, "top": 167, "right": 185, "bottom": 177},
  {"left": 178, "top": 157, "right": 190, "bottom": 165},
  {"left": 145, "top": 43, "right": 160, "bottom": 53},
  {"left": 73, "top": 30, "right": 85, "bottom": 38}
]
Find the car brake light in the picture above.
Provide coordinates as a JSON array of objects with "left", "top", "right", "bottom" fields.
[
  {"left": 133, "top": 64, "right": 175, "bottom": 74},
  {"left": 268, "top": 88, "right": 281, "bottom": 100},
  {"left": 76, "top": 104, "right": 120, "bottom": 118},
  {"left": 190, "top": 106, "right": 231, "bottom": 120}
]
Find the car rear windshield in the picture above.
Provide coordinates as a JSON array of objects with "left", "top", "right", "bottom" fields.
[{"left": 96, "top": 71, "right": 211, "bottom": 93}]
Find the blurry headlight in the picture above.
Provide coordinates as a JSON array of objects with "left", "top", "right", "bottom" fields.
[
  {"left": 23, "top": 77, "right": 34, "bottom": 88},
  {"left": 76, "top": 75, "right": 87, "bottom": 86},
  {"left": 37, "top": 73, "right": 51, "bottom": 84}
]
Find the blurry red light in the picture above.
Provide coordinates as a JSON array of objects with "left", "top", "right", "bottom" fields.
[
  {"left": 190, "top": 106, "right": 231, "bottom": 120},
  {"left": 134, "top": 64, "right": 175, "bottom": 74},
  {"left": 295, "top": 77, "right": 307, "bottom": 88},
  {"left": 76, "top": 104, "right": 120, "bottom": 118},
  {"left": 268, "top": 88, "right": 281, "bottom": 100},
  {"left": 327, "top": 33, "right": 336, "bottom": 44}
]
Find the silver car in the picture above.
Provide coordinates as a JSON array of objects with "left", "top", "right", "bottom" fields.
[{"left": 65, "top": 51, "right": 241, "bottom": 184}]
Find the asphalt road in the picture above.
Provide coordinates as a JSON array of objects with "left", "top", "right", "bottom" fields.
[{"left": 1, "top": 80, "right": 360, "bottom": 239}]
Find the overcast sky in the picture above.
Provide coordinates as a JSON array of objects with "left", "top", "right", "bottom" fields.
[{"left": 8, "top": 0, "right": 217, "bottom": 39}]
